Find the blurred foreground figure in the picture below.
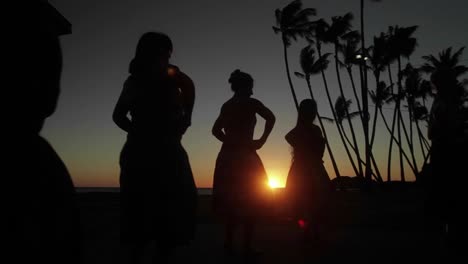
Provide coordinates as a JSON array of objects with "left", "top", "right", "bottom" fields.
[
  {"left": 424, "top": 47, "right": 467, "bottom": 258},
  {"left": 4, "top": 1, "right": 82, "bottom": 264}
]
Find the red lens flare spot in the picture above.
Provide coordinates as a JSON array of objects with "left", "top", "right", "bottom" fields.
[{"left": 298, "top": 219, "right": 308, "bottom": 229}]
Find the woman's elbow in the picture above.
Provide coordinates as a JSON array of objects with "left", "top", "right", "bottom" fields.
[
  {"left": 211, "top": 127, "right": 220, "bottom": 137},
  {"left": 112, "top": 111, "right": 121, "bottom": 126},
  {"left": 112, "top": 110, "right": 127, "bottom": 128},
  {"left": 269, "top": 114, "right": 276, "bottom": 125}
]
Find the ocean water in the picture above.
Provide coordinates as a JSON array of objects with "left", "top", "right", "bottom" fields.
[{"left": 76, "top": 187, "right": 213, "bottom": 195}]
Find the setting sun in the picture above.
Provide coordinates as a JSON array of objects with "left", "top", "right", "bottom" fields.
[
  {"left": 267, "top": 170, "right": 285, "bottom": 189},
  {"left": 268, "top": 178, "right": 281, "bottom": 189}
]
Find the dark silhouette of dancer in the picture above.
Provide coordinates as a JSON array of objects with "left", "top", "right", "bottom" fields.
[
  {"left": 212, "top": 69, "right": 275, "bottom": 258},
  {"left": 113, "top": 32, "right": 197, "bottom": 264},
  {"left": 4, "top": 2, "right": 81, "bottom": 264},
  {"left": 285, "top": 99, "right": 332, "bottom": 243},
  {"left": 425, "top": 65, "right": 467, "bottom": 257}
]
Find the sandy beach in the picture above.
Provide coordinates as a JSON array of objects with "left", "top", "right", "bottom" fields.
[{"left": 75, "top": 186, "right": 448, "bottom": 264}]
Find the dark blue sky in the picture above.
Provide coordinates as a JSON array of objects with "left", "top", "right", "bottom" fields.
[{"left": 45, "top": 0, "right": 468, "bottom": 187}]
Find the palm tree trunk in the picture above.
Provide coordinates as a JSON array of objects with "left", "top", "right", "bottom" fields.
[
  {"left": 405, "top": 97, "right": 419, "bottom": 172},
  {"left": 306, "top": 77, "right": 341, "bottom": 178},
  {"left": 386, "top": 66, "right": 396, "bottom": 182},
  {"left": 335, "top": 44, "right": 363, "bottom": 178},
  {"left": 316, "top": 40, "right": 360, "bottom": 178},
  {"left": 283, "top": 40, "right": 299, "bottom": 110},
  {"left": 340, "top": 119, "right": 383, "bottom": 182},
  {"left": 399, "top": 107, "right": 418, "bottom": 173},
  {"left": 416, "top": 119, "right": 427, "bottom": 160},
  {"left": 360, "top": 0, "right": 372, "bottom": 186},
  {"left": 397, "top": 56, "right": 405, "bottom": 182},
  {"left": 370, "top": 74, "right": 381, "bottom": 147},
  {"left": 347, "top": 67, "right": 364, "bottom": 122},
  {"left": 379, "top": 108, "right": 418, "bottom": 175}
]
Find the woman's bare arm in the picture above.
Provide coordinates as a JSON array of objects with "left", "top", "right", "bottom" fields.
[
  {"left": 112, "top": 79, "right": 133, "bottom": 133},
  {"left": 212, "top": 106, "right": 226, "bottom": 142},
  {"left": 176, "top": 70, "right": 195, "bottom": 129},
  {"left": 255, "top": 99, "right": 276, "bottom": 148}
]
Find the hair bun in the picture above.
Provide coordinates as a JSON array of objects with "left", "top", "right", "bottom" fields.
[{"left": 229, "top": 69, "right": 241, "bottom": 83}]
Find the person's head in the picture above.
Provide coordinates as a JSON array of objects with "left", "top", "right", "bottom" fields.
[
  {"left": 129, "top": 31, "right": 173, "bottom": 75},
  {"left": 430, "top": 67, "right": 464, "bottom": 101},
  {"left": 229, "top": 69, "right": 254, "bottom": 97},
  {"left": 9, "top": 2, "right": 67, "bottom": 134},
  {"left": 298, "top": 99, "right": 318, "bottom": 124}
]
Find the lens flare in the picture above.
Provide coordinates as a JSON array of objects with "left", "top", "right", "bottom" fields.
[{"left": 268, "top": 178, "right": 281, "bottom": 189}]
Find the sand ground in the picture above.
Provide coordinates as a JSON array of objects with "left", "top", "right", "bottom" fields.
[{"left": 76, "top": 189, "right": 448, "bottom": 264}]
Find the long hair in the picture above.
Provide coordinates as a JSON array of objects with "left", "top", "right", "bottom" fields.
[{"left": 129, "top": 32, "right": 173, "bottom": 75}]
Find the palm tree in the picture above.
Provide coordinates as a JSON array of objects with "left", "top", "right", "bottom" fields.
[
  {"left": 412, "top": 101, "right": 431, "bottom": 161},
  {"left": 366, "top": 33, "right": 392, "bottom": 180},
  {"left": 294, "top": 45, "right": 341, "bottom": 178},
  {"left": 359, "top": 0, "right": 382, "bottom": 55},
  {"left": 309, "top": 19, "right": 362, "bottom": 178},
  {"left": 359, "top": 0, "right": 382, "bottom": 186},
  {"left": 402, "top": 63, "right": 431, "bottom": 173},
  {"left": 378, "top": 101, "right": 419, "bottom": 177},
  {"left": 369, "top": 81, "right": 394, "bottom": 181},
  {"left": 333, "top": 96, "right": 362, "bottom": 174},
  {"left": 387, "top": 25, "right": 419, "bottom": 182},
  {"left": 332, "top": 95, "right": 361, "bottom": 177},
  {"left": 369, "top": 81, "right": 393, "bottom": 147},
  {"left": 339, "top": 30, "right": 363, "bottom": 122},
  {"left": 335, "top": 96, "right": 383, "bottom": 182},
  {"left": 273, "top": 0, "right": 316, "bottom": 110},
  {"left": 327, "top": 13, "right": 364, "bottom": 178},
  {"left": 421, "top": 47, "right": 468, "bottom": 93}
]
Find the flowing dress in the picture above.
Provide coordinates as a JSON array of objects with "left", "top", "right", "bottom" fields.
[
  {"left": 212, "top": 98, "right": 270, "bottom": 221},
  {"left": 285, "top": 124, "right": 331, "bottom": 221},
  {"left": 118, "top": 72, "right": 197, "bottom": 245}
]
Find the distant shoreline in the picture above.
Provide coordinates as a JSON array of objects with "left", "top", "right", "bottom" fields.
[{"left": 76, "top": 187, "right": 215, "bottom": 195}]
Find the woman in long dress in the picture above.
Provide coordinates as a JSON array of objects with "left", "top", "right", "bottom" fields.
[
  {"left": 212, "top": 69, "right": 275, "bottom": 256},
  {"left": 113, "top": 32, "right": 197, "bottom": 263},
  {"left": 285, "top": 99, "right": 332, "bottom": 243}
]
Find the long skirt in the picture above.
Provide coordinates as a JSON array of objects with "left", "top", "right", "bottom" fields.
[
  {"left": 285, "top": 158, "right": 331, "bottom": 222},
  {"left": 119, "top": 139, "right": 197, "bottom": 245},
  {"left": 212, "top": 145, "right": 270, "bottom": 221}
]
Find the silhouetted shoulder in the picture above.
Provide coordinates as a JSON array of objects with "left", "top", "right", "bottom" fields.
[
  {"left": 311, "top": 124, "right": 323, "bottom": 137},
  {"left": 285, "top": 127, "right": 299, "bottom": 146},
  {"left": 219, "top": 100, "right": 232, "bottom": 114},
  {"left": 176, "top": 69, "right": 194, "bottom": 86},
  {"left": 249, "top": 98, "right": 264, "bottom": 107},
  {"left": 122, "top": 75, "right": 137, "bottom": 95}
]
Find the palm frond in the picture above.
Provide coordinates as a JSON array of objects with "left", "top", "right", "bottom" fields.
[
  {"left": 320, "top": 116, "right": 335, "bottom": 123},
  {"left": 275, "top": 9, "right": 282, "bottom": 26},
  {"left": 348, "top": 111, "right": 362, "bottom": 119},
  {"left": 311, "top": 53, "right": 332, "bottom": 73},
  {"left": 272, "top": 26, "right": 281, "bottom": 34},
  {"left": 291, "top": 8, "right": 317, "bottom": 25},
  {"left": 294, "top": 72, "right": 306, "bottom": 79}
]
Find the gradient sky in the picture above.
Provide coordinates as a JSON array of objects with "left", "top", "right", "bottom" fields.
[{"left": 45, "top": 0, "right": 468, "bottom": 187}]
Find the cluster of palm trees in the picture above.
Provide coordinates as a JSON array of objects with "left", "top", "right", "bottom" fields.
[{"left": 273, "top": 0, "right": 468, "bottom": 184}]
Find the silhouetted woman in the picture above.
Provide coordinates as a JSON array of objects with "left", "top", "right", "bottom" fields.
[
  {"left": 285, "top": 99, "right": 331, "bottom": 243},
  {"left": 113, "top": 32, "right": 197, "bottom": 264},
  {"left": 212, "top": 69, "right": 275, "bottom": 257}
]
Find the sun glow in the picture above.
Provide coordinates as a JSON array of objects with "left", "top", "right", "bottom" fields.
[
  {"left": 268, "top": 178, "right": 281, "bottom": 189},
  {"left": 267, "top": 170, "right": 284, "bottom": 189}
]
